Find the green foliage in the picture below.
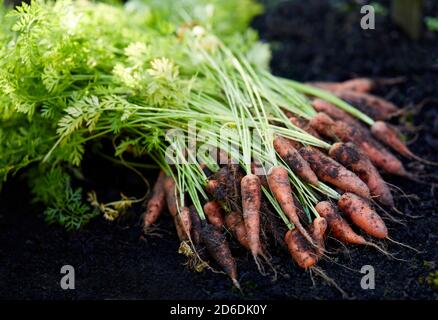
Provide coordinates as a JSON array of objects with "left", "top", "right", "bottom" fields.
[
  {"left": 28, "top": 166, "right": 99, "bottom": 230},
  {"left": 425, "top": 16, "right": 438, "bottom": 32},
  {"left": 0, "top": 0, "right": 265, "bottom": 229}
]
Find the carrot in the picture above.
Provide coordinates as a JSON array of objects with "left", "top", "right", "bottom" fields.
[
  {"left": 200, "top": 222, "right": 240, "bottom": 288},
  {"left": 206, "top": 179, "right": 219, "bottom": 195},
  {"left": 143, "top": 170, "right": 167, "bottom": 230},
  {"left": 371, "top": 121, "right": 413, "bottom": 159},
  {"left": 179, "top": 206, "right": 192, "bottom": 238},
  {"left": 299, "top": 146, "right": 371, "bottom": 199},
  {"left": 315, "top": 201, "right": 367, "bottom": 245},
  {"left": 267, "top": 166, "right": 314, "bottom": 244},
  {"left": 289, "top": 116, "right": 321, "bottom": 138},
  {"left": 241, "top": 174, "right": 264, "bottom": 260},
  {"left": 189, "top": 205, "right": 202, "bottom": 245},
  {"left": 309, "top": 77, "right": 404, "bottom": 93},
  {"left": 308, "top": 217, "right": 327, "bottom": 258},
  {"left": 311, "top": 98, "right": 365, "bottom": 128},
  {"left": 309, "top": 112, "right": 407, "bottom": 176},
  {"left": 273, "top": 136, "right": 319, "bottom": 185},
  {"left": 329, "top": 142, "right": 394, "bottom": 207},
  {"left": 174, "top": 215, "right": 189, "bottom": 242},
  {"left": 284, "top": 228, "right": 317, "bottom": 269},
  {"left": 164, "top": 176, "right": 178, "bottom": 217},
  {"left": 203, "top": 201, "right": 225, "bottom": 228},
  {"left": 338, "top": 193, "right": 388, "bottom": 239},
  {"left": 225, "top": 211, "right": 250, "bottom": 250},
  {"left": 333, "top": 90, "right": 399, "bottom": 120}
]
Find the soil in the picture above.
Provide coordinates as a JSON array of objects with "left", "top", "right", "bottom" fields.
[{"left": 1, "top": 0, "right": 437, "bottom": 300}]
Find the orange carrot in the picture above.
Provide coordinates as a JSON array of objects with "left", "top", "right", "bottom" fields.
[
  {"left": 315, "top": 201, "right": 367, "bottom": 245},
  {"left": 299, "top": 146, "right": 371, "bottom": 199},
  {"left": 371, "top": 121, "right": 413, "bottom": 159},
  {"left": 241, "top": 174, "right": 263, "bottom": 259},
  {"left": 267, "top": 166, "right": 314, "bottom": 244},
  {"left": 309, "top": 78, "right": 376, "bottom": 93},
  {"left": 200, "top": 223, "right": 240, "bottom": 288},
  {"left": 164, "top": 176, "right": 178, "bottom": 217},
  {"left": 329, "top": 142, "right": 394, "bottom": 207},
  {"left": 203, "top": 201, "right": 225, "bottom": 228},
  {"left": 206, "top": 179, "right": 219, "bottom": 195},
  {"left": 338, "top": 193, "right": 388, "bottom": 239},
  {"left": 225, "top": 211, "right": 250, "bottom": 250},
  {"left": 273, "top": 136, "right": 319, "bottom": 186},
  {"left": 284, "top": 228, "right": 317, "bottom": 269},
  {"left": 311, "top": 98, "right": 365, "bottom": 128},
  {"left": 143, "top": 171, "right": 167, "bottom": 230},
  {"left": 179, "top": 206, "right": 192, "bottom": 239},
  {"left": 174, "top": 215, "right": 189, "bottom": 242},
  {"left": 309, "top": 112, "right": 407, "bottom": 176},
  {"left": 308, "top": 217, "right": 327, "bottom": 258},
  {"left": 289, "top": 116, "right": 321, "bottom": 138},
  {"left": 333, "top": 90, "right": 399, "bottom": 120},
  {"left": 251, "top": 162, "right": 269, "bottom": 188}
]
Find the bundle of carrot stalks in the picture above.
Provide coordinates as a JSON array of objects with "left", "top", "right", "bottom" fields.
[{"left": 142, "top": 70, "right": 432, "bottom": 287}]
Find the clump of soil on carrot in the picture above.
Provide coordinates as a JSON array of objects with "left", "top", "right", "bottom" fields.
[{"left": 0, "top": 0, "right": 437, "bottom": 299}]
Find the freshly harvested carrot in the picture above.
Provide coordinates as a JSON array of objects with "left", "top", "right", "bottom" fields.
[
  {"left": 179, "top": 206, "right": 192, "bottom": 238},
  {"left": 174, "top": 215, "right": 189, "bottom": 242},
  {"left": 273, "top": 136, "right": 319, "bottom": 186},
  {"left": 299, "top": 146, "right": 371, "bottom": 199},
  {"left": 289, "top": 116, "right": 321, "bottom": 138},
  {"left": 309, "top": 77, "right": 404, "bottom": 93},
  {"left": 333, "top": 90, "right": 399, "bottom": 120},
  {"left": 267, "top": 166, "right": 314, "bottom": 244},
  {"left": 309, "top": 112, "right": 407, "bottom": 176},
  {"left": 164, "top": 176, "right": 178, "bottom": 217},
  {"left": 225, "top": 211, "right": 250, "bottom": 250},
  {"left": 329, "top": 142, "right": 394, "bottom": 207},
  {"left": 241, "top": 174, "right": 263, "bottom": 260},
  {"left": 200, "top": 222, "right": 240, "bottom": 288},
  {"left": 315, "top": 201, "right": 367, "bottom": 245},
  {"left": 206, "top": 179, "right": 219, "bottom": 195},
  {"left": 203, "top": 201, "right": 225, "bottom": 228},
  {"left": 338, "top": 193, "right": 388, "bottom": 239},
  {"left": 311, "top": 98, "right": 365, "bottom": 128},
  {"left": 371, "top": 121, "right": 413, "bottom": 159},
  {"left": 143, "top": 171, "right": 167, "bottom": 230},
  {"left": 189, "top": 206, "right": 202, "bottom": 245},
  {"left": 308, "top": 217, "right": 327, "bottom": 258},
  {"left": 284, "top": 228, "right": 317, "bottom": 269}
]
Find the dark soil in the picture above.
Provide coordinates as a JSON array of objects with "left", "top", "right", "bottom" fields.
[{"left": 1, "top": 0, "right": 437, "bottom": 300}]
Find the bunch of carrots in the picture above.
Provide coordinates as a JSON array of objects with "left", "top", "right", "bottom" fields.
[{"left": 0, "top": 0, "right": 433, "bottom": 290}]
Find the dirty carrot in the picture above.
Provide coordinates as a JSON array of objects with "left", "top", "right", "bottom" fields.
[
  {"left": 225, "top": 211, "right": 250, "bottom": 250},
  {"left": 143, "top": 170, "right": 167, "bottom": 230},
  {"left": 309, "top": 112, "right": 408, "bottom": 176},
  {"left": 371, "top": 121, "right": 413, "bottom": 159},
  {"left": 189, "top": 205, "right": 202, "bottom": 245},
  {"left": 179, "top": 206, "right": 192, "bottom": 239},
  {"left": 241, "top": 174, "right": 264, "bottom": 260},
  {"left": 329, "top": 142, "right": 394, "bottom": 207},
  {"left": 298, "top": 146, "right": 371, "bottom": 199},
  {"left": 311, "top": 98, "right": 365, "bottom": 128},
  {"left": 289, "top": 116, "right": 321, "bottom": 138},
  {"left": 333, "top": 90, "right": 399, "bottom": 120},
  {"left": 284, "top": 228, "right": 317, "bottom": 269},
  {"left": 267, "top": 166, "right": 315, "bottom": 244},
  {"left": 164, "top": 176, "right": 178, "bottom": 217},
  {"left": 203, "top": 201, "right": 225, "bottom": 228},
  {"left": 309, "top": 217, "right": 327, "bottom": 258},
  {"left": 273, "top": 135, "right": 319, "bottom": 185},
  {"left": 315, "top": 201, "right": 367, "bottom": 245},
  {"left": 309, "top": 77, "right": 404, "bottom": 94},
  {"left": 200, "top": 222, "right": 240, "bottom": 289},
  {"left": 338, "top": 193, "right": 388, "bottom": 239}
]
